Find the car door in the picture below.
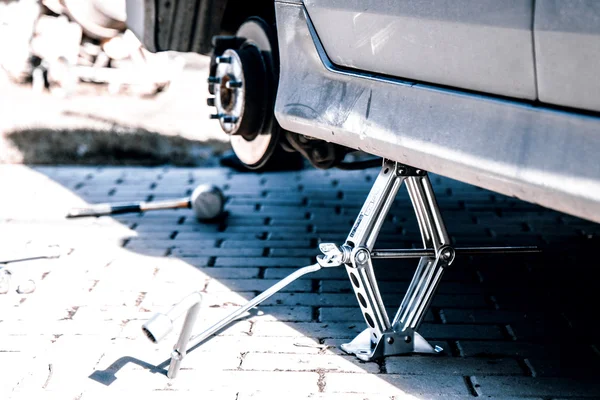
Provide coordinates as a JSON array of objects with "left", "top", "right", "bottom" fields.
[
  {"left": 534, "top": 0, "right": 600, "bottom": 112},
  {"left": 304, "top": 0, "right": 537, "bottom": 100}
]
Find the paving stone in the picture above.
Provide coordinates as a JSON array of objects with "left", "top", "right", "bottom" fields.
[
  {"left": 176, "top": 232, "right": 265, "bottom": 241},
  {"left": 175, "top": 266, "right": 260, "bottom": 279},
  {"left": 420, "top": 324, "right": 505, "bottom": 340},
  {"left": 525, "top": 353, "right": 600, "bottom": 378},
  {"left": 221, "top": 240, "right": 313, "bottom": 249},
  {"left": 269, "top": 248, "right": 320, "bottom": 257},
  {"left": 82, "top": 391, "right": 238, "bottom": 399},
  {"left": 2, "top": 319, "right": 124, "bottom": 337},
  {"left": 119, "top": 316, "right": 252, "bottom": 340},
  {"left": 237, "top": 392, "right": 394, "bottom": 400},
  {"left": 260, "top": 292, "right": 488, "bottom": 309},
  {"left": 472, "top": 376, "right": 600, "bottom": 397},
  {"left": 161, "top": 256, "right": 211, "bottom": 268},
  {"left": 507, "top": 320, "right": 577, "bottom": 341},
  {"left": 72, "top": 306, "right": 152, "bottom": 323},
  {"left": 205, "top": 278, "right": 311, "bottom": 293},
  {"left": 385, "top": 356, "right": 524, "bottom": 375},
  {"left": 226, "top": 225, "right": 309, "bottom": 234},
  {"left": 15, "top": 336, "right": 110, "bottom": 393},
  {"left": 0, "top": 352, "right": 33, "bottom": 394},
  {"left": 126, "top": 239, "right": 216, "bottom": 249},
  {"left": 242, "top": 353, "right": 380, "bottom": 373},
  {"left": 262, "top": 293, "right": 361, "bottom": 307},
  {"left": 264, "top": 268, "right": 352, "bottom": 280},
  {"left": 228, "top": 198, "right": 304, "bottom": 207},
  {"left": 191, "top": 336, "right": 328, "bottom": 355},
  {"left": 248, "top": 306, "right": 314, "bottom": 322},
  {"left": 321, "top": 279, "right": 484, "bottom": 295},
  {"left": 214, "top": 257, "right": 313, "bottom": 268},
  {"left": 320, "top": 338, "right": 452, "bottom": 357},
  {"left": 269, "top": 219, "right": 313, "bottom": 227},
  {"left": 0, "top": 334, "right": 54, "bottom": 352},
  {"left": 171, "top": 247, "right": 264, "bottom": 257},
  {"left": 324, "top": 372, "right": 470, "bottom": 396},
  {"left": 10, "top": 391, "right": 90, "bottom": 400},
  {"left": 319, "top": 307, "right": 436, "bottom": 323},
  {"left": 251, "top": 321, "right": 365, "bottom": 339},
  {"left": 441, "top": 309, "right": 546, "bottom": 324},
  {"left": 170, "top": 370, "right": 319, "bottom": 393}
]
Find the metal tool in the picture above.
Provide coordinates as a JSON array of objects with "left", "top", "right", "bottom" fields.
[
  {"left": 0, "top": 244, "right": 63, "bottom": 264},
  {"left": 66, "top": 184, "right": 225, "bottom": 221},
  {"left": 0, "top": 244, "right": 64, "bottom": 295},
  {"left": 142, "top": 159, "right": 540, "bottom": 377},
  {"left": 143, "top": 260, "right": 337, "bottom": 378},
  {"left": 142, "top": 292, "right": 203, "bottom": 379}
]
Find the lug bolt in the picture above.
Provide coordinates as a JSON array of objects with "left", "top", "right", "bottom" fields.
[
  {"left": 216, "top": 56, "right": 232, "bottom": 64},
  {"left": 222, "top": 115, "right": 238, "bottom": 124},
  {"left": 398, "top": 167, "right": 406, "bottom": 175},
  {"left": 225, "top": 80, "right": 242, "bottom": 89},
  {"left": 207, "top": 76, "right": 221, "bottom": 84},
  {"left": 387, "top": 337, "right": 394, "bottom": 344},
  {"left": 207, "top": 97, "right": 215, "bottom": 107},
  {"left": 404, "top": 335, "right": 412, "bottom": 343}
]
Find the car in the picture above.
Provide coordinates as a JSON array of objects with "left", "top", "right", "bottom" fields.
[
  {"left": 126, "top": 0, "right": 600, "bottom": 224},
  {"left": 125, "top": 0, "right": 600, "bottom": 368}
]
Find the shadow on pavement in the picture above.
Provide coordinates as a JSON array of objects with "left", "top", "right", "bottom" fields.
[
  {"left": 3, "top": 164, "right": 600, "bottom": 397},
  {"left": 6, "top": 127, "right": 229, "bottom": 166}
]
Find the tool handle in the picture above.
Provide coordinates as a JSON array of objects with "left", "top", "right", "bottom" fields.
[
  {"left": 66, "top": 203, "right": 142, "bottom": 218},
  {"left": 187, "top": 263, "right": 322, "bottom": 350}
]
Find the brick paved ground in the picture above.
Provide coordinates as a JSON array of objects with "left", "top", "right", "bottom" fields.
[{"left": 1, "top": 164, "right": 600, "bottom": 399}]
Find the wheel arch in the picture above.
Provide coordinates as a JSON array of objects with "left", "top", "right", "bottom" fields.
[{"left": 136, "top": 0, "right": 276, "bottom": 55}]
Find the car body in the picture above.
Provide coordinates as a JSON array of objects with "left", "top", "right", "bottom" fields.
[{"left": 126, "top": 0, "right": 600, "bottom": 223}]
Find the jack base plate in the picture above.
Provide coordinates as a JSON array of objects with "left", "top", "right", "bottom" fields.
[{"left": 340, "top": 328, "right": 443, "bottom": 361}]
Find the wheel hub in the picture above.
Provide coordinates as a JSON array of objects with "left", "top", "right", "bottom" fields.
[
  {"left": 211, "top": 46, "right": 267, "bottom": 139},
  {"left": 212, "top": 50, "right": 245, "bottom": 133},
  {"left": 207, "top": 18, "right": 279, "bottom": 169}
]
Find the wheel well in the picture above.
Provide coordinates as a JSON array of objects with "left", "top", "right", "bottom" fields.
[
  {"left": 220, "top": 0, "right": 276, "bottom": 36},
  {"left": 152, "top": 0, "right": 275, "bottom": 55},
  {"left": 196, "top": 0, "right": 276, "bottom": 55}
]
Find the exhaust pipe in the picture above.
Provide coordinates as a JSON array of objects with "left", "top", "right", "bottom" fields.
[{"left": 142, "top": 291, "right": 202, "bottom": 379}]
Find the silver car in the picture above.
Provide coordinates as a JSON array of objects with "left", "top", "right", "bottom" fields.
[
  {"left": 125, "top": 0, "right": 600, "bottom": 370},
  {"left": 126, "top": 0, "right": 600, "bottom": 224}
]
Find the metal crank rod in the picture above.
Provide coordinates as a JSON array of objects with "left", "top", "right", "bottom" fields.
[
  {"left": 143, "top": 250, "right": 344, "bottom": 379},
  {"left": 185, "top": 263, "right": 323, "bottom": 349},
  {"left": 371, "top": 246, "right": 540, "bottom": 259}
]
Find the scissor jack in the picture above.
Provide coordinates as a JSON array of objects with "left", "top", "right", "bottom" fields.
[{"left": 143, "top": 159, "right": 539, "bottom": 378}]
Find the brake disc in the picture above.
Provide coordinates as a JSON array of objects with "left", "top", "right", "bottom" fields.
[{"left": 208, "top": 18, "right": 281, "bottom": 170}]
